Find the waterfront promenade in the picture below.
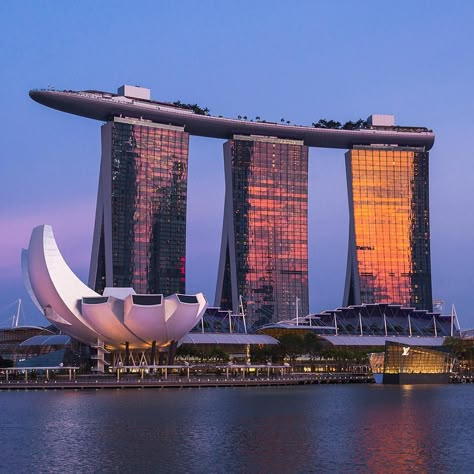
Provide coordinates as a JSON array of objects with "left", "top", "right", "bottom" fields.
[{"left": 0, "top": 372, "right": 374, "bottom": 390}]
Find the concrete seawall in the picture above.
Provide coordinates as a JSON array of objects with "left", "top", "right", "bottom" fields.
[{"left": 0, "top": 373, "right": 374, "bottom": 390}]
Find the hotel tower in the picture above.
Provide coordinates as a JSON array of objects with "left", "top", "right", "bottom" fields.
[
  {"left": 215, "top": 136, "right": 309, "bottom": 328},
  {"left": 88, "top": 87, "right": 189, "bottom": 295},
  {"left": 343, "top": 116, "right": 432, "bottom": 311}
]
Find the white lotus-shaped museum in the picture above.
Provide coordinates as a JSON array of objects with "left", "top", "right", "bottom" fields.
[{"left": 23, "top": 225, "right": 207, "bottom": 350}]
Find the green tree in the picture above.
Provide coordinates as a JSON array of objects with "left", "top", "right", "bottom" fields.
[
  {"left": 303, "top": 332, "right": 322, "bottom": 359},
  {"left": 250, "top": 346, "right": 268, "bottom": 364},
  {"left": 444, "top": 337, "right": 474, "bottom": 360},
  {"left": 278, "top": 334, "right": 305, "bottom": 361},
  {"left": 172, "top": 101, "right": 210, "bottom": 115}
]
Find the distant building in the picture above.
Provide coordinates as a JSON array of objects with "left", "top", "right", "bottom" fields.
[
  {"left": 344, "top": 145, "right": 432, "bottom": 311},
  {"left": 0, "top": 326, "right": 54, "bottom": 364},
  {"left": 16, "top": 334, "right": 87, "bottom": 369},
  {"left": 215, "top": 136, "right": 309, "bottom": 328}
]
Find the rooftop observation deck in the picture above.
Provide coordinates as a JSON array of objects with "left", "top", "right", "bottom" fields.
[{"left": 29, "top": 89, "right": 435, "bottom": 150}]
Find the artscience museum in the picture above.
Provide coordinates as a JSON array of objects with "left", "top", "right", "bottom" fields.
[{"left": 23, "top": 225, "right": 207, "bottom": 371}]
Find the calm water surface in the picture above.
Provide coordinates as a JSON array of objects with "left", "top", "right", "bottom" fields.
[{"left": 1, "top": 384, "right": 473, "bottom": 473}]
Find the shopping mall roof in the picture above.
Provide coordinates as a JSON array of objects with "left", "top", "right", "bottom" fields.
[
  {"left": 179, "top": 333, "right": 278, "bottom": 345},
  {"left": 20, "top": 335, "right": 72, "bottom": 347},
  {"left": 320, "top": 335, "right": 447, "bottom": 347},
  {"left": 0, "top": 325, "right": 54, "bottom": 333}
]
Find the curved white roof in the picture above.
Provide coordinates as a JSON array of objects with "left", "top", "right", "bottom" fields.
[
  {"left": 27, "top": 225, "right": 103, "bottom": 344},
  {"left": 25, "top": 225, "right": 208, "bottom": 350},
  {"left": 21, "top": 249, "right": 44, "bottom": 314}
]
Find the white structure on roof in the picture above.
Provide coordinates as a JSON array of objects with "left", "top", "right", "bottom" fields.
[
  {"left": 117, "top": 85, "right": 151, "bottom": 100},
  {"left": 367, "top": 114, "right": 395, "bottom": 127},
  {"left": 23, "top": 225, "right": 207, "bottom": 351}
]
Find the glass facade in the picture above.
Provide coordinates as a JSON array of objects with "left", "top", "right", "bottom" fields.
[
  {"left": 93, "top": 119, "right": 189, "bottom": 295},
  {"left": 344, "top": 147, "right": 432, "bottom": 311},
  {"left": 0, "top": 327, "right": 52, "bottom": 364},
  {"left": 217, "top": 136, "right": 309, "bottom": 328},
  {"left": 384, "top": 342, "right": 451, "bottom": 375}
]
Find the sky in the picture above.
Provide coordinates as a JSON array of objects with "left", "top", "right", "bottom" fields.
[{"left": 1, "top": 0, "right": 474, "bottom": 327}]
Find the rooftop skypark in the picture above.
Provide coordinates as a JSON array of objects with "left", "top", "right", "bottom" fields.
[{"left": 29, "top": 86, "right": 434, "bottom": 150}]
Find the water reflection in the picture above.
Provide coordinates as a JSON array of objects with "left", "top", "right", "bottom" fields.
[
  {"left": 1, "top": 385, "right": 473, "bottom": 473},
  {"left": 356, "top": 386, "right": 429, "bottom": 472}
]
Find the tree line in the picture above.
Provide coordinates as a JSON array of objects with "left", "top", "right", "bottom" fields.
[
  {"left": 312, "top": 119, "right": 368, "bottom": 130},
  {"left": 250, "top": 333, "right": 371, "bottom": 364}
]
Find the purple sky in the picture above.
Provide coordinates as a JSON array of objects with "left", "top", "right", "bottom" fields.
[{"left": 1, "top": 1, "right": 474, "bottom": 327}]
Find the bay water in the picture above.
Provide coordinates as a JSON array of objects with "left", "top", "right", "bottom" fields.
[{"left": 1, "top": 384, "right": 472, "bottom": 473}]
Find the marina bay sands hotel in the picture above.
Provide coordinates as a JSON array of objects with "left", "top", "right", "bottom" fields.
[{"left": 30, "top": 85, "right": 435, "bottom": 328}]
